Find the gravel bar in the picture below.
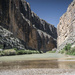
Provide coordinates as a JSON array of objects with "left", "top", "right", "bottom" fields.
[{"left": 0, "top": 69, "right": 75, "bottom": 75}]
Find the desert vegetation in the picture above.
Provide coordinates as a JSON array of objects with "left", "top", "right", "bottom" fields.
[
  {"left": 0, "top": 48, "right": 42, "bottom": 56},
  {"left": 59, "top": 44, "right": 75, "bottom": 55},
  {"left": 46, "top": 50, "right": 56, "bottom": 53}
]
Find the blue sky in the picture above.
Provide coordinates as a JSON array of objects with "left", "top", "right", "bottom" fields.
[{"left": 26, "top": 0, "right": 73, "bottom": 27}]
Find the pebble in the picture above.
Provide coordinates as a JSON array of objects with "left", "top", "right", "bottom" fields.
[{"left": 0, "top": 69, "right": 75, "bottom": 75}]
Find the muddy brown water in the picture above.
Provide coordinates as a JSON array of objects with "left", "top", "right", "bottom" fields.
[{"left": 0, "top": 59, "right": 75, "bottom": 70}]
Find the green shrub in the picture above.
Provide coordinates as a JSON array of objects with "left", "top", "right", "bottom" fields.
[
  {"left": 64, "top": 44, "right": 71, "bottom": 51},
  {"left": 37, "top": 50, "right": 40, "bottom": 54},
  {"left": 0, "top": 52, "right": 5, "bottom": 56},
  {"left": 66, "top": 46, "right": 75, "bottom": 55},
  {"left": 3, "top": 49, "right": 16, "bottom": 56},
  {"left": 16, "top": 50, "right": 25, "bottom": 55},
  {"left": 59, "top": 44, "right": 72, "bottom": 54},
  {"left": 73, "top": 52, "right": 75, "bottom": 55},
  {"left": 47, "top": 50, "right": 56, "bottom": 53},
  {"left": 32, "top": 50, "right": 39, "bottom": 54},
  {"left": 25, "top": 50, "right": 32, "bottom": 54},
  {"left": 14, "top": 48, "right": 18, "bottom": 51},
  {"left": 16, "top": 50, "right": 40, "bottom": 55},
  {"left": 59, "top": 44, "right": 75, "bottom": 55},
  {"left": 39, "top": 51, "right": 43, "bottom": 54},
  {"left": 0, "top": 49, "right": 41, "bottom": 56},
  {"left": 0, "top": 45, "right": 3, "bottom": 49},
  {"left": 24, "top": 50, "right": 39, "bottom": 54},
  {"left": 59, "top": 49, "right": 65, "bottom": 54},
  {"left": 0, "top": 51, "right": 1, "bottom": 53}
]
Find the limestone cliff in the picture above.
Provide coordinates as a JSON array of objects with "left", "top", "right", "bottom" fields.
[
  {"left": 0, "top": 0, "right": 57, "bottom": 52},
  {"left": 57, "top": 0, "right": 75, "bottom": 51}
]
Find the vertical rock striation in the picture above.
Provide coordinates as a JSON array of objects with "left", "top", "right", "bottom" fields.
[
  {"left": 0, "top": 0, "right": 57, "bottom": 52},
  {"left": 57, "top": 0, "right": 75, "bottom": 51}
]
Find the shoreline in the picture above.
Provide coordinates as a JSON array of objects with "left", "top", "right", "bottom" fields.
[
  {"left": 0, "top": 53, "right": 75, "bottom": 62},
  {"left": 0, "top": 68, "right": 75, "bottom": 75},
  {"left": 0, "top": 53, "right": 75, "bottom": 74}
]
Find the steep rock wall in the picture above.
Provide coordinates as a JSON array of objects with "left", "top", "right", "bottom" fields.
[
  {"left": 0, "top": 0, "right": 57, "bottom": 52},
  {"left": 57, "top": 0, "right": 75, "bottom": 51},
  {"left": 0, "top": 26, "right": 25, "bottom": 49}
]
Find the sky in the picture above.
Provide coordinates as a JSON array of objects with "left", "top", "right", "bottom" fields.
[{"left": 26, "top": 0, "right": 73, "bottom": 27}]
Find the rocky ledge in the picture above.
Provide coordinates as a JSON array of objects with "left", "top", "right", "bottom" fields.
[{"left": 0, "top": 26, "right": 25, "bottom": 49}]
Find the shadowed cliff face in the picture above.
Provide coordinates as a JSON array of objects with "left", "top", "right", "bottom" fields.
[
  {"left": 0, "top": 0, "right": 9, "bottom": 28},
  {"left": 0, "top": 0, "right": 57, "bottom": 52}
]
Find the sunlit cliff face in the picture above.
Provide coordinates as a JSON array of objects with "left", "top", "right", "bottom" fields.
[{"left": 57, "top": 0, "right": 75, "bottom": 50}]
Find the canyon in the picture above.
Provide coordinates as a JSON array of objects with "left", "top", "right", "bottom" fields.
[
  {"left": 0, "top": 0, "right": 57, "bottom": 52},
  {"left": 0, "top": 0, "right": 74, "bottom": 52}
]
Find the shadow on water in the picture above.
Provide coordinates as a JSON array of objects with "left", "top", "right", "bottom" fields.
[
  {"left": 0, "top": 59, "right": 75, "bottom": 70},
  {"left": 0, "top": 60, "right": 58, "bottom": 70}
]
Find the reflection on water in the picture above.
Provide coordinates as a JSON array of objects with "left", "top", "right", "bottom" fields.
[
  {"left": 0, "top": 59, "right": 75, "bottom": 70},
  {"left": 58, "top": 61, "right": 75, "bottom": 69}
]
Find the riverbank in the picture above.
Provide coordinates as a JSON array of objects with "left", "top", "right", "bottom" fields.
[
  {"left": 0, "top": 53, "right": 75, "bottom": 62},
  {"left": 0, "top": 53, "right": 75, "bottom": 75},
  {"left": 0, "top": 69, "right": 75, "bottom": 75},
  {"left": 0, "top": 53, "right": 65, "bottom": 62}
]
